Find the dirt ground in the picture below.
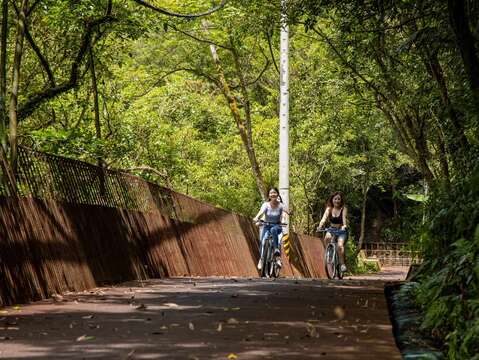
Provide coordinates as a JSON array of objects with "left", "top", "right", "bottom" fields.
[{"left": 0, "top": 267, "right": 407, "bottom": 360}]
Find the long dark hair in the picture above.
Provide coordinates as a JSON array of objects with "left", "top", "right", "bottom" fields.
[
  {"left": 326, "top": 191, "right": 345, "bottom": 209},
  {"left": 268, "top": 187, "right": 283, "bottom": 203}
]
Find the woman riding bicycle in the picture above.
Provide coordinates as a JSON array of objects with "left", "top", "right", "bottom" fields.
[
  {"left": 317, "top": 191, "right": 348, "bottom": 273},
  {"left": 253, "top": 187, "right": 288, "bottom": 271}
]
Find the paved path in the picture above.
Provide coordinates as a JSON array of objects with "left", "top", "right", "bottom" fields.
[{"left": 0, "top": 267, "right": 406, "bottom": 359}]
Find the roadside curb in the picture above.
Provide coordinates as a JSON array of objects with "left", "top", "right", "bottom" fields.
[{"left": 384, "top": 281, "right": 445, "bottom": 360}]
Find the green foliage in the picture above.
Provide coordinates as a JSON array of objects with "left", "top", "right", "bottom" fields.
[
  {"left": 414, "top": 166, "right": 479, "bottom": 358},
  {"left": 345, "top": 240, "right": 381, "bottom": 274}
]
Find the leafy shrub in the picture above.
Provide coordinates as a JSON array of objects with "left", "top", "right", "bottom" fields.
[
  {"left": 345, "top": 240, "right": 380, "bottom": 274},
  {"left": 414, "top": 166, "right": 479, "bottom": 359}
]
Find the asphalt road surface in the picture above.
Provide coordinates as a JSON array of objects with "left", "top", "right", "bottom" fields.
[{"left": 0, "top": 267, "right": 406, "bottom": 359}]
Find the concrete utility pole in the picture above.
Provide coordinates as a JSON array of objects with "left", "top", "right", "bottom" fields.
[{"left": 279, "top": 0, "right": 290, "bottom": 215}]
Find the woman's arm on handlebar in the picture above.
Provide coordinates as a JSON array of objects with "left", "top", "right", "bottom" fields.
[{"left": 317, "top": 207, "right": 330, "bottom": 231}]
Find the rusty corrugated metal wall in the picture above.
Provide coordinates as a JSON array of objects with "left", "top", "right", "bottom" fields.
[{"left": 0, "top": 147, "right": 325, "bottom": 306}]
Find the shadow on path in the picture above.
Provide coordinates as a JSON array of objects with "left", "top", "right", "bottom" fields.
[{"left": 0, "top": 273, "right": 404, "bottom": 360}]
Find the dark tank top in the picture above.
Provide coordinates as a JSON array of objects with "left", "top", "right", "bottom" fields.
[{"left": 329, "top": 207, "right": 343, "bottom": 225}]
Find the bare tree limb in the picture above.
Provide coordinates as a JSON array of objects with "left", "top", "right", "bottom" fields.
[{"left": 131, "top": 0, "right": 227, "bottom": 18}]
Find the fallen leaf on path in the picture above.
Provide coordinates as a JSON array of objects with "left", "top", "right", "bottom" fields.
[
  {"left": 189, "top": 322, "right": 195, "bottom": 330},
  {"left": 135, "top": 304, "right": 147, "bottom": 310},
  {"left": 12, "top": 306, "right": 20, "bottom": 311},
  {"left": 306, "top": 323, "right": 319, "bottom": 338},
  {"left": 227, "top": 354, "right": 238, "bottom": 359},
  {"left": 127, "top": 349, "right": 135, "bottom": 358},
  {"left": 76, "top": 334, "right": 95, "bottom": 341},
  {"left": 216, "top": 323, "right": 223, "bottom": 332},
  {"left": 163, "top": 303, "right": 179, "bottom": 308},
  {"left": 334, "top": 306, "right": 346, "bottom": 320},
  {"left": 82, "top": 315, "right": 94, "bottom": 319},
  {"left": 51, "top": 294, "right": 64, "bottom": 302},
  {"left": 226, "top": 318, "right": 239, "bottom": 325}
]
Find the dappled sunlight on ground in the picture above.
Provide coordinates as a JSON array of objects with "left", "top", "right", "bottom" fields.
[{"left": 0, "top": 270, "right": 405, "bottom": 359}]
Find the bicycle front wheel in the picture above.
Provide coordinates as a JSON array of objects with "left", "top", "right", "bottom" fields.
[
  {"left": 325, "top": 243, "right": 336, "bottom": 279},
  {"left": 262, "top": 241, "right": 272, "bottom": 278},
  {"left": 336, "top": 253, "right": 343, "bottom": 280}
]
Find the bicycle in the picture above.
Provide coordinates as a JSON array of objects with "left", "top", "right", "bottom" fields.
[
  {"left": 317, "top": 228, "right": 347, "bottom": 279},
  {"left": 257, "top": 220, "right": 287, "bottom": 278}
]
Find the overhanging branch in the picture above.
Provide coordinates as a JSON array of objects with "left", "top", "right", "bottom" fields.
[
  {"left": 17, "top": 15, "right": 116, "bottom": 121},
  {"left": 131, "top": 0, "right": 227, "bottom": 18}
]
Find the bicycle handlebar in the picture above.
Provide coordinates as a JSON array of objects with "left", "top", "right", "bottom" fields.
[
  {"left": 256, "top": 220, "right": 287, "bottom": 226},
  {"left": 316, "top": 227, "right": 347, "bottom": 234}
]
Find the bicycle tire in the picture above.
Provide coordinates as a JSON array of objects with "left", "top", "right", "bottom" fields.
[
  {"left": 260, "top": 238, "right": 268, "bottom": 277},
  {"left": 262, "top": 238, "right": 272, "bottom": 278},
  {"left": 325, "top": 243, "right": 336, "bottom": 279},
  {"left": 336, "top": 251, "right": 343, "bottom": 279},
  {"left": 272, "top": 254, "right": 281, "bottom": 278}
]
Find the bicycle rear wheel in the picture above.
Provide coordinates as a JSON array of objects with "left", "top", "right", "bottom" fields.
[{"left": 325, "top": 243, "right": 336, "bottom": 279}]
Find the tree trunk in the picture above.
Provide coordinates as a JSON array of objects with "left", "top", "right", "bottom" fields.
[
  {"left": 356, "top": 183, "right": 369, "bottom": 257},
  {"left": 391, "top": 182, "right": 397, "bottom": 218},
  {"left": 425, "top": 51, "right": 469, "bottom": 167},
  {"left": 448, "top": 0, "right": 479, "bottom": 104},
  {"left": 8, "top": 0, "right": 28, "bottom": 171},
  {"left": 89, "top": 46, "right": 103, "bottom": 167},
  {"left": 206, "top": 31, "right": 267, "bottom": 200},
  {"left": 0, "top": 0, "right": 15, "bottom": 192},
  {"left": 0, "top": 0, "right": 8, "bottom": 150}
]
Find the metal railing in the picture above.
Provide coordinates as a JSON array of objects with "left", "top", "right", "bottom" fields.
[
  {"left": 0, "top": 146, "right": 176, "bottom": 217},
  {"left": 363, "top": 242, "right": 422, "bottom": 266}
]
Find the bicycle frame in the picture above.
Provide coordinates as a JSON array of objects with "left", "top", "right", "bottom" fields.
[
  {"left": 318, "top": 228, "right": 346, "bottom": 279},
  {"left": 257, "top": 221, "right": 286, "bottom": 278}
]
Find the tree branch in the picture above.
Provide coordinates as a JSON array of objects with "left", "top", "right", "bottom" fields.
[
  {"left": 131, "top": 0, "right": 227, "bottom": 18},
  {"left": 169, "top": 24, "right": 232, "bottom": 50},
  {"left": 17, "top": 15, "right": 116, "bottom": 121},
  {"left": 230, "top": 58, "right": 270, "bottom": 90},
  {"left": 265, "top": 28, "right": 279, "bottom": 74},
  {"left": 24, "top": 26, "right": 55, "bottom": 86},
  {"left": 133, "top": 67, "right": 220, "bottom": 99},
  {"left": 123, "top": 165, "right": 171, "bottom": 187}
]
